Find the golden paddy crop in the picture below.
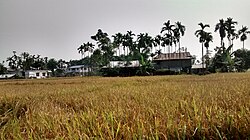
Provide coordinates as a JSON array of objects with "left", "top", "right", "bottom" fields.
[{"left": 0, "top": 73, "right": 250, "bottom": 139}]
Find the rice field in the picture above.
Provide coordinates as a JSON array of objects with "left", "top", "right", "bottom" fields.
[{"left": 0, "top": 73, "right": 250, "bottom": 139}]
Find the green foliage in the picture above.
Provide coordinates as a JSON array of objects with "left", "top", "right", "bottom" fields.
[
  {"left": 238, "top": 26, "right": 250, "bottom": 49},
  {"left": 0, "top": 63, "right": 7, "bottom": 74},
  {"left": 47, "top": 58, "right": 58, "bottom": 75},
  {"left": 136, "top": 55, "right": 154, "bottom": 76},
  {"left": 78, "top": 21, "right": 186, "bottom": 76},
  {"left": 5, "top": 51, "right": 55, "bottom": 71},
  {"left": 210, "top": 44, "right": 234, "bottom": 72},
  {"left": 234, "top": 49, "right": 250, "bottom": 71}
]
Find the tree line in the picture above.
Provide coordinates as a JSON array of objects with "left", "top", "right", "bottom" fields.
[
  {"left": 78, "top": 18, "right": 250, "bottom": 74},
  {"left": 1, "top": 18, "right": 250, "bottom": 76},
  {"left": 0, "top": 51, "right": 68, "bottom": 76},
  {"left": 77, "top": 20, "right": 187, "bottom": 75},
  {"left": 195, "top": 17, "right": 250, "bottom": 72},
  {"left": 78, "top": 20, "right": 186, "bottom": 67}
]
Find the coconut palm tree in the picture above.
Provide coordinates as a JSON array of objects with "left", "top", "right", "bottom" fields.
[
  {"left": 238, "top": 26, "right": 250, "bottom": 49},
  {"left": 195, "top": 23, "right": 210, "bottom": 68},
  {"left": 215, "top": 19, "right": 227, "bottom": 46}
]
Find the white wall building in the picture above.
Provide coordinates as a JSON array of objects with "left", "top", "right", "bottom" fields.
[
  {"left": 67, "top": 65, "right": 90, "bottom": 76},
  {"left": 104, "top": 60, "right": 141, "bottom": 68},
  {"left": 25, "top": 70, "right": 51, "bottom": 79}
]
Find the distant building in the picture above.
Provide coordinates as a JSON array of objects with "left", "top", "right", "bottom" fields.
[
  {"left": 191, "top": 64, "right": 206, "bottom": 74},
  {"left": 66, "top": 65, "right": 90, "bottom": 76},
  {"left": 25, "top": 70, "right": 51, "bottom": 79},
  {"left": 101, "top": 60, "right": 141, "bottom": 76},
  {"left": 103, "top": 60, "right": 140, "bottom": 68},
  {"left": 153, "top": 52, "right": 193, "bottom": 72},
  {"left": 0, "top": 74, "right": 16, "bottom": 79}
]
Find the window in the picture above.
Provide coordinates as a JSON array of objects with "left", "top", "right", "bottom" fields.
[
  {"left": 42, "top": 73, "right": 46, "bottom": 76},
  {"left": 84, "top": 68, "right": 87, "bottom": 70},
  {"left": 36, "top": 73, "right": 39, "bottom": 77}
]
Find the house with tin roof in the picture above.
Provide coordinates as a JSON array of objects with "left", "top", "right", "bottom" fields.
[{"left": 153, "top": 52, "right": 193, "bottom": 73}]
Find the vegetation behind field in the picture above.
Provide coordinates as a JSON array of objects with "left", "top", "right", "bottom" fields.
[{"left": 0, "top": 73, "right": 250, "bottom": 139}]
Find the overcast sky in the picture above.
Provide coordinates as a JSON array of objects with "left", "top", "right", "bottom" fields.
[{"left": 1, "top": 0, "right": 250, "bottom": 63}]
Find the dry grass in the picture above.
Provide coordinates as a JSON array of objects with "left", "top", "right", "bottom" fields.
[{"left": 0, "top": 73, "right": 250, "bottom": 139}]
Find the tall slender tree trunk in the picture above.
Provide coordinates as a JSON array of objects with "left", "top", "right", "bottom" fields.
[
  {"left": 119, "top": 45, "right": 121, "bottom": 56},
  {"left": 221, "top": 38, "right": 223, "bottom": 47},
  {"left": 175, "top": 44, "right": 177, "bottom": 53},
  {"left": 228, "top": 39, "right": 233, "bottom": 53},
  {"left": 88, "top": 51, "right": 90, "bottom": 76},
  {"left": 202, "top": 43, "right": 204, "bottom": 69},
  {"left": 243, "top": 41, "right": 245, "bottom": 49},
  {"left": 206, "top": 47, "right": 209, "bottom": 70},
  {"left": 179, "top": 41, "right": 181, "bottom": 58},
  {"left": 231, "top": 39, "right": 233, "bottom": 52},
  {"left": 81, "top": 53, "right": 84, "bottom": 76}
]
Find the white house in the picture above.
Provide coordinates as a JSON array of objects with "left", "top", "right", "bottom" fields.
[
  {"left": 25, "top": 70, "right": 51, "bottom": 79},
  {"left": 0, "top": 74, "right": 16, "bottom": 79},
  {"left": 66, "top": 65, "right": 90, "bottom": 76},
  {"left": 103, "top": 60, "right": 141, "bottom": 68}
]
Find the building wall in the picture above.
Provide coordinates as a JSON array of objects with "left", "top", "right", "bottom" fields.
[
  {"left": 154, "top": 59, "right": 192, "bottom": 71},
  {"left": 25, "top": 71, "right": 49, "bottom": 79},
  {"left": 67, "top": 67, "right": 90, "bottom": 73}
]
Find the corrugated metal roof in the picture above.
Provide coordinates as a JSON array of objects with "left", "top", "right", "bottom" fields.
[
  {"left": 153, "top": 52, "right": 192, "bottom": 61},
  {"left": 192, "top": 64, "right": 206, "bottom": 69},
  {"left": 0, "top": 74, "right": 16, "bottom": 79},
  {"left": 25, "top": 70, "right": 52, "bottom": 73},
  {"left": 68, "top": 65, "right": 87, "bottom": 69}
]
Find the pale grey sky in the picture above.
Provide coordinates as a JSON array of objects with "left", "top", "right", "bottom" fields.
[{"left": 0, "top": 0, "right": 250, "bottom": 63}]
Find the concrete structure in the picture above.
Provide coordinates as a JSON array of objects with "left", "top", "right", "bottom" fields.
[
  {"left": 0, "top": 74, "right": 16, "bottom": 79},
  {"left": 67, "top": 65, "right": 90, "bottom": 76},
  {"left": 25, "top": 70, "right": 51, "bottom": 79},
  {"left": 101, "top": 60, "right": 141, "bottom": 76},
  {"left": 191, "top": 64, "right": 206, "bottom": 74},
  {"left": 103, "top": 60, "right": 140, "bottom": 68},
  {"left": 153, "top": 52, "right": 193, "bottom": 72}
]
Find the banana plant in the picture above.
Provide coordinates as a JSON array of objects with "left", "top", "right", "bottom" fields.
[{"left": 211, "top": 44, "right": 235, "bottom": 72}]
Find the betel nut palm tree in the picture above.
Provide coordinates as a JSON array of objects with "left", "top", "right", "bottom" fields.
[
  {"left": 215, "top": 19, "right": 227, "bottom": 47},
  {"left": 195, "top": 23, "right": 210, "bottom": 69},
  {"left": 175, "top": 21, "right": 186, "bottom": 54},
  {"left": 161, "top": 20, "right": 175, "bottom": 53},
  {"left": 238, "top": 26, "right": 250, "bottom": 49}
]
